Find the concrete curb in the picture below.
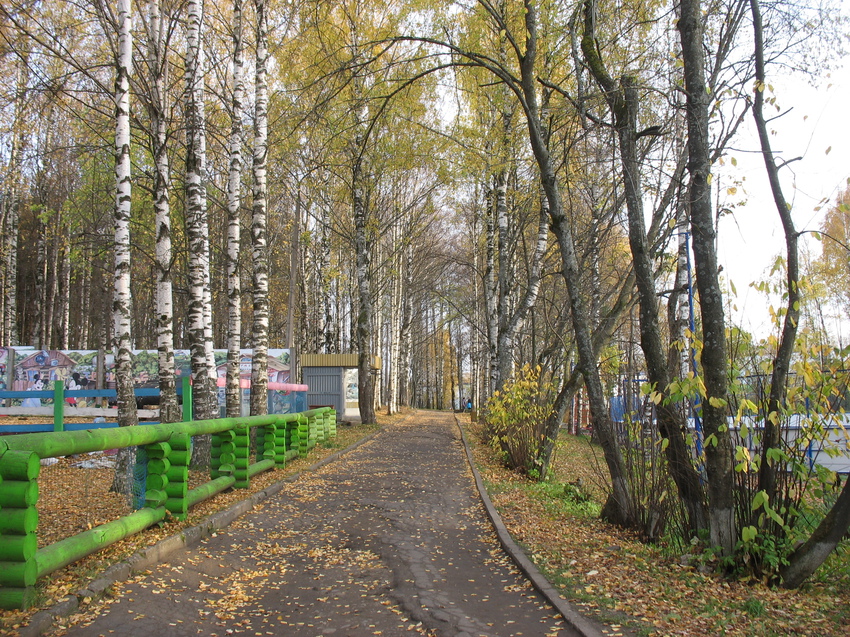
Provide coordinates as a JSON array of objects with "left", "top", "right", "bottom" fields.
[
  {"left": 454, "top": 415, "right": 607, "bottom": 637},
  {"left": 20, "top": 426, "right": 386, "bottom": 637}
]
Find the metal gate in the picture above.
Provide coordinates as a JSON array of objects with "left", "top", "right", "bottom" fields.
[{"left": 302, "top": 366, "right": 343, "bottom": 414}]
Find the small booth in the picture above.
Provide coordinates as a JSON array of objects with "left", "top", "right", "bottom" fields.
[{"left": 300, "top": 354, "right": 381, "bottom": 420}]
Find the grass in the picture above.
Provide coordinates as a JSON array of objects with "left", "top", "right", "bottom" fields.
[{"left": 466, "top": 418, "right": 850, "bottom": 637}]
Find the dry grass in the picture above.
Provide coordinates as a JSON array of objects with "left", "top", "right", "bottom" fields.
[{"left": 468, "top": 418, "right": 850, "bottom": 636}]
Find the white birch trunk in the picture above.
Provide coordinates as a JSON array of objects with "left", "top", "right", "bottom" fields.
[
  {"left": 353, "top": 152, "right": 375, "bottom": 423},
  {"left": 60, "top": 238, "right": 70, "bottom": 349},
  {"left": 146, "top": 0, "right": 179, "bottom": 423},
  {"left": 112, "top": 0, "right": 139, "bottom": 496},
  {"left": 185, "top": 0, "right": 215, "bottom": 422},
  {"left": 494, "top": 163, "right": 510, "bottom": 388},
  {"left": 397, "top": 241, "right": 413, "bottom": 407},
  {"left": 250, "top": 0, "right": 270, "bottom": 416},
  {"left": 285, "top": 188, "right": 300, "bottom": 350},
  {"left": 387, "top": 222, "right": 402, "bottom": 414},
  {"left": 226, "top": 0, "right": 245, "bottom": 418},
  {"left": 484, "top": 184, "right": 498, "bottom": 398}
]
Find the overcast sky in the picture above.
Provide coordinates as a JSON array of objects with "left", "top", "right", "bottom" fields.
[{"left": 715, "top": 65, "right": 850, "bottom": 339}]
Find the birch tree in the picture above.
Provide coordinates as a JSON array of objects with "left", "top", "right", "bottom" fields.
[
  {"left": 112, "top": 0, "right": 139, "bottom": 494},
  {"left": 226, "top": 0, "right": 246, "bottom": 418},
  {"left": 1, "top": 44, "right": 28, "bottom": 347},
  {"left": 249, "top": 0, "right": 270, "bottom": 416},
  {"left": 142, "top": 0, "right": 180, "bottom": 423},
  {"left": 185, "top": 0, "right": 216, "bottom": 422}
]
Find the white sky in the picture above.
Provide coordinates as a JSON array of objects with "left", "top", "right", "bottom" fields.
[{"left": 715, "top": 65, "right": 850, "bottom": 339}]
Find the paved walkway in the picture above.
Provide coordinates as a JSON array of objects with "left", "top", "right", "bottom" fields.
[{"left": 50, "top": 412, "right": 596, "bottom": 637}]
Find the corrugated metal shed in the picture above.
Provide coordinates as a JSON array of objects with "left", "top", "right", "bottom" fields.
[
  {"left": 300, "top": 353, "right": 381, "bottom": 369},
  {"left": 302, "top": 366, "right": 344, "bottom": 413}
]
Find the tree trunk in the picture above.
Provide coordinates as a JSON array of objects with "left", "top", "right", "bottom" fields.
[
  {"left": 111, "top": 0, "right": 139, "bottom": 497},
  {"left": 185, "top": 0, "right": 215, "bottom": 427},
  {"left": 2, "top": 45, "right": 27, "bottom": 346},
  {"left": 749, "top": 0, "right": 800, "bottom": 509},
  {"left": 484, "top": 180, "right": 499, "bottom": 396},
  {"left": 354, "top": 149, "right": 375, "bottom": 423},
  {"left": 518, "top": 0, "right": 634, "bottom": 526},
  {"left": 147, "top": 0, "right": 180, "bottom": 424},
  {"left": 388, "top": 221, "right": 402, "bottom": 414},
  {"left": 225, "top": 0, "right": 245, "bottom": 420},
  {"left": 781, "top": 477, "right": 850, "bottom": 588},
  {"left": 678, "top": 0, "right": 735, "bottom": 555},
  {"left": 250, "top": 0, "right": 270, "bottom": 417},
  {"left": 286, "top": 187, "right": 300, "bottom": 350},
  {"left": 398, "top": 241, "right": 413, "bottom": 407},
  {"left": 59, "top": 238, "right": 70, "bottom": 350},
  {"left": 582, "top": 0, "right": 707, "bottom": 536}
]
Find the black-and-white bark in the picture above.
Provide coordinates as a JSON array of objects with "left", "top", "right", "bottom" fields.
[
  {"left": 1, "top": 42, "right": 27, "bottom": 346},
  {"left": 226, "top": 0, "right": 245, "bottom": 419},
  {"left": 112, "top": 0, "right": 139, "bottom": 495},
  {"left": 249, "top": 0, "right": 270, "bottom": 416},
  {"left": 146, "top": 0, "right": 179, "bottom": 423},
  {"left": 185, "top": 0, "right": 215, "bottom": 423},
  {"left": 353, "top": 144, "right": 375, "bottom": 423}
]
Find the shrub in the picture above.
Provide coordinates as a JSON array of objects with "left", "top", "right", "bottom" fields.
[{"left": 483, "top": 365, "right": 555, "bottom": 479}]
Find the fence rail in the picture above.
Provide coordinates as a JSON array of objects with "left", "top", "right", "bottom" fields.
[
  {"left": 0, "top": 380, "right": 189, "bottom": 430},
  {"left": 0, "top": 406, "right": 336, "bottom": 609}
]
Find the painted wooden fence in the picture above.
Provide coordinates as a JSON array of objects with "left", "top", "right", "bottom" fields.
[{"left": 0, "top": 407, "right": 337, "bottom": 609}]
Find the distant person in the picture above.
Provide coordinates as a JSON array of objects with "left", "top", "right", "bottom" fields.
[{"left": 466, "top": 398, "right": 473, "bottom": 411}]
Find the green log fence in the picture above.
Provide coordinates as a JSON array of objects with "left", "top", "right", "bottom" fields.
[{"left": 0, "top": 407, "right": 336, "bottom": 610}]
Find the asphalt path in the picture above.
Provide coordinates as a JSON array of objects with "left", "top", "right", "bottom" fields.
[{"left": 50, "top": 412, "right": 590, "bottom": 637}]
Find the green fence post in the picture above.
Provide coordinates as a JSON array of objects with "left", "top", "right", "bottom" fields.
[
  {"left": 165, "top": 433, "right": 190, "bottom": 520},
  {"left": 53, "top": 381, "right": 65, "bottom": 432},
  {"left": 307, "top": 413, "right": 317, "bottom": 451},
  {"left": 215, "top": 429, "right": 236, "bottom": 479},
  {"left": 322, "top": 409, "right": 331, "bottom": 441},
  {"left": 297, "top": 415, "right": 309, "bottom": 458},
  {"left": 211, "top": 431, "right": 222, "bottom": 480},
  {"left": 273, "top": 417, "right": 287, "bottom": 467},
  {"left": 261, "top": 423, "right": 277, "bottom": 463},
  {"left": 328, "top": 410, "right": 337, "bottom": 438},
  {"left": 144, "top": 441, "right": 171, "bottom": 510},
  {"left": 0, "top": 448, "right": 40, "bottom": 609},
  {"left": 233, "top": 424, "right": 250, "bottom": 488},
  {"left": 283, "top": 418, "right": 299, "bottom": 462},
  {"left": 316, "top": 411, "right": 326, "bottom": 445},
  {"left": 182, "top": 376, "right": 193, "bottom": 422}
]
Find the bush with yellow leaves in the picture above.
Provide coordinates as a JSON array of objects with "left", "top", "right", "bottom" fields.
[{"left": 483, "top": 365, "right": 555, "bottom": 479}]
